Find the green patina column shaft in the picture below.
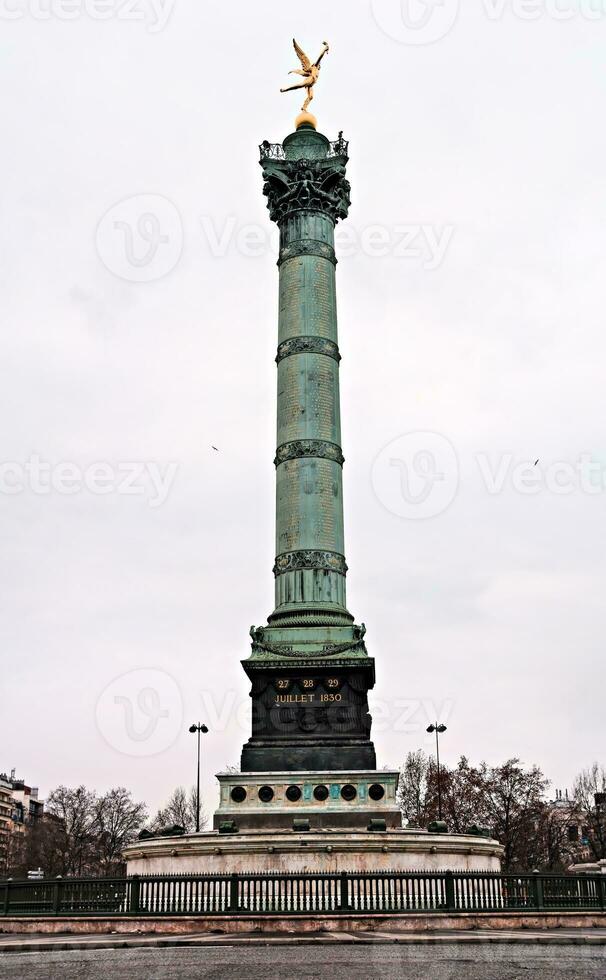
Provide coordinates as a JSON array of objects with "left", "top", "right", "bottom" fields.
[
  {"left": 241, "top": 121, "right": 376, "bottom": 772},
  {"left": 272, "top": 126, "right": 349, "bottom": 621}
]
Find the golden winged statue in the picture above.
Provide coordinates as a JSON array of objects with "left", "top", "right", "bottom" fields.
[{"left": 280, "top": 38, "right": 330, "bottom": 112}]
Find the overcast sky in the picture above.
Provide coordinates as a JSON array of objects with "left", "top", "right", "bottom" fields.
[{"left": 1, "top": 1, "right": 604, "bottom": 816}]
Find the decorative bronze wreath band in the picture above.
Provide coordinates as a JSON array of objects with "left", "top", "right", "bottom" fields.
[
  {"left": 273, "top": 550, "right": 348, "bottom": 577},
  {"left": 274, "top": 440, "right": 345, "bottom": 467},
  {"left": 252, "top": 639, "right": 363, "bottom": 658},
  {"left": 278, "top": 239, "right": 337, "bottom": 267},
  {"left": 276, "top": 336, "right": 341, "bottom": 365}
]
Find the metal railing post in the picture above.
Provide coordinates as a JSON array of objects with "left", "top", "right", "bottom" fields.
[
  {"left": 52, "top": 876, "right": 62, "bottom": 915},
  {"left": 229, "top": 874, "right": 239, "bottom": 913},
  {"left": 531, "top": 871, "right": 544, "bottom": 911},
  {"left": 598, "top": 875, "right": 606, "bottom": 911},
  {"left": 338, "top": 872, "right": 350, "bottom": 913},
  {"left": 2, "top": 880, "right": 10, "bottom": 916},
  {"left": 444, "top": 871, "right": 456, "bottom": 912},
  {"left": 130, "top": 875, "right": 140, "bottom": 915}
]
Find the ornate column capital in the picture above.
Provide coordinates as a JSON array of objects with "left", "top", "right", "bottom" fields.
[{"left": 260, "top": 156, "right": 351, "bottom": 225}]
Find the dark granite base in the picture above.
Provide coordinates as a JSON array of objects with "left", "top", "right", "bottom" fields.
[{"left": 241, "top": 739, "right": 377, "bottom": 773}]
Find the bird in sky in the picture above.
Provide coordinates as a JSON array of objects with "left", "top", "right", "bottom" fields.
[
  {"left": 211, "top": 446, "right": 220, "bottom": 452},
  {"left": 534, "top": 459, "right": 540, "bottom": 466}
]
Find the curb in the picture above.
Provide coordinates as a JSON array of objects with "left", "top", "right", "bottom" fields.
[{"left": 1, "top": 932, "right": 605, "bottom": 953}]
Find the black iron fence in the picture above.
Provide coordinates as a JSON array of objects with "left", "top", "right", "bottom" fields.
[{"left": 1, "top": 871, "right": 604, "bottom": 917}]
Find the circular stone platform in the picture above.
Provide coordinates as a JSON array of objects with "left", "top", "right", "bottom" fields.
[{"left": 124, "top": 829, "right": 503, "bottom": 875}]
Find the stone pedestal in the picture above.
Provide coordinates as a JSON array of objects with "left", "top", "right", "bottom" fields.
[
  {"left": 123, "top": 767, "right": 504, "bottom": 875},
  {"left": 123, "top": 828, "right": 503, "bottom": 876},
  {"left": 213, "top": 769, "right": 401, "bottom": 832}
]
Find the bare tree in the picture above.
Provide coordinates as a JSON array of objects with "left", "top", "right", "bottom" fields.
[
  {"left": 572, "top": 762, "right": 606, "bottom": 861},
  {"left": 397, "top": 752, "right": 482, "bottom": 832},
  {"left": 473, "top": 759, "right": 548, "bottom": 871},
  {"left": 397, "top": 752, "right": 550, "bottom": 870},
  {"left": 46, "top": 785, "right": 96, "bottom": 876},
  {"left": 8, "top": 785, "right": 148, "bottom": 878},
  {"left": 7, "top": 813, "right": 66, "bottom": 878},
  {"left": 150, "top": 785, "right": 207, "bottom": 833},
  {"left": 397, "top": 750, "right": 433, "bottom": 828},
  {"left": 93, "top": 788, "right": 147, "bottom": 871},
  {"left": 536, "top": 803, "right": 579, "bottom": 872},
  {"left": 440, "top": 756, "right": 486, "bottom": 835}
]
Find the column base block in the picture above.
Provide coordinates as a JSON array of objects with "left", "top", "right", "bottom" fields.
[{"left": 241, "top": 740, "right": 377, "bottom": 774}]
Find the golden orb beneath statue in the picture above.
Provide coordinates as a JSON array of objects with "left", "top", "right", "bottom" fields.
[{"left": 296, "top": 110, "right": 317, "bottom": 130}]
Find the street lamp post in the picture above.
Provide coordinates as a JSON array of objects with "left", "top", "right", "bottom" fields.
[
  {"left": 426, "top": 723, "right": 447, "bottom": 822},
  {"left": 188, "top": 723, "right": 209, "bottom": 833}
]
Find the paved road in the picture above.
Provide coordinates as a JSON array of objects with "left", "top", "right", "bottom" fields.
[{"left": 1, "top": 943, "right": 604, "bottom": 980}]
